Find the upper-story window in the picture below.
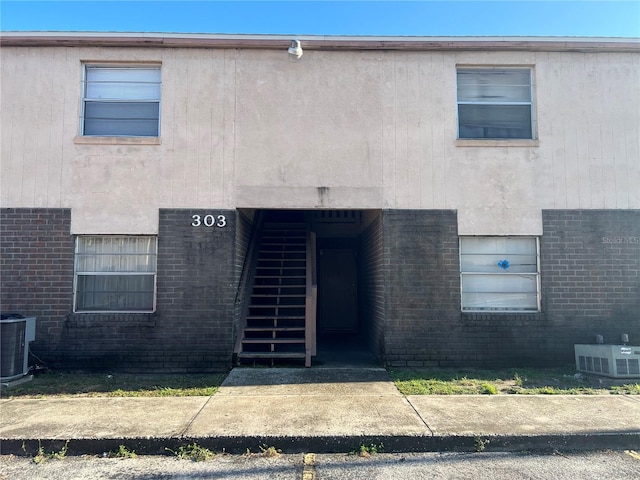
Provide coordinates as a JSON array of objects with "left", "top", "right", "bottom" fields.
[
  {"left": 457, "top": 68, "right": 534, "bottom": 140},
  {"left": 81, "top": 65, "right": 161, "bottom": 137}
]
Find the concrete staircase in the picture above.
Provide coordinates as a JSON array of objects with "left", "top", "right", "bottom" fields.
[{"left": 237, "top": 218, "right": 309, "bottom": 365}]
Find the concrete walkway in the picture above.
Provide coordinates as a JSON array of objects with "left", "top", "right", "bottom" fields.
[{"left": 1, "top": 368, "right": 639, "bottom": 455}]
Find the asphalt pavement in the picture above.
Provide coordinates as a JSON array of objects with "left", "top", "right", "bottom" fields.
[{"left": 1, "top": 368, "right": 639, "bottom": 455}]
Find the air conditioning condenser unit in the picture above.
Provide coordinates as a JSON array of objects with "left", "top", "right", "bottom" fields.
[{"left": 574, "top": 344, "right": 640, "bottom": 379}]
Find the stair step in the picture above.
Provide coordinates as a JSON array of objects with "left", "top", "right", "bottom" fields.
[
  {"left": 255, "top": 273, "right": 305, "bottom": 277},
  {"left": 261, "top": 239, "right": 305, "bottom": 242},
  {"left": 258, "top": 259, "right": 305, "bottom": 262},
  {"left": 260, "top": 244, "right": 305, "bottom": 248},
  {"left": 249, "top": 306, "right": 305, "bottom": 310},
  {"left": 258, "top": 258, "right": 306, "bottom": 261},
  {"left": 251, "top": 293, "right": 306, "bottom": 298},
  {"left": 253, "top": 285, "right": 304, "bottom": 288},
  {"left": 242, "top": 339, "right": 305, "bottom": 344},
  {"left": 256, "top": 264, "right": 305, "bottom": 267},
  {"left": 249, "top": 305, "right": 302, "bottom": 313},
  {"left": 257, "top": 267, "right": 305, "bottom": 270},
  {"left": 255, "top": 275, "right": 307, "bottom": 280},
  {"left": 252, "top": 290, "right": 305, "bottom": 295},
  {"left": 261, "top": 233, "right": 305, "bottom": 237},
  {"left": 244, "top": 327, "right": 306, "bottom": 332},
  {"left": 238, "top": 352, "right": 306, "bottom": 359},
  {"left": 262, "top": 232, "right": 305, "bottom": 236}
]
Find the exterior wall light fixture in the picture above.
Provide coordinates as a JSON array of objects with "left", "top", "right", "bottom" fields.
[{"left": 288, "top": 39, "right": 303, "bottom": 59}]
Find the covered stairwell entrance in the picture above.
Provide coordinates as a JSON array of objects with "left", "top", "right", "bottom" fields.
[{"left": 234, "top": 209, "right": 383, "bottom": 367}]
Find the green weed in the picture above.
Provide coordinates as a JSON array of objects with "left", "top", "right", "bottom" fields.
[
  {"left": 33, "top": 440, "right": 69, "bottom": 464},
  {"left": 474, "top": 436, "right": 490, "bottom": 452},
  {"left": 167, "top": 443, "right": 215, "bottom": 462},
  {"left": 355, "top": 443, "right": 384, "bottom": 457},
  {"left": 481, "top": 383, "right": 498, "bottom": 395},
  {"left": 109, "top": 445, "right": 137, "bottom": 459},
  {"left": 513, "top": 372, "right": 524, "bottom": 387},
  {"left": 258, "top": 445, "right": 282, "bottom": 458}
]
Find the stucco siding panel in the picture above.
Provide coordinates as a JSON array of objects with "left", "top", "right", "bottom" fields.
[
  {"left": 1, "top": 48, "right": 64, "bottom": 208},
  {"left": 537, "top": 52, "right": 640, "bottom": 211},
  {"left": 161, "top": 48, "right": 228, "bottom": 209},
  {"left": 234, "top": 50, "right": 384, "bottom": 194}
]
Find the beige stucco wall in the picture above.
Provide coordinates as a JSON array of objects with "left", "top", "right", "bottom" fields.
[{"left": 1, "top": 45, "right": 638, "bottom": 234}]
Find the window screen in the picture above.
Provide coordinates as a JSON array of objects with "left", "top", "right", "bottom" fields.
[
  {"left": 457, "top": 68, "right": 534, "bottom": 139},
  {"left": 82, "top": 66, "right": 161, "bottom": 137},
  {"left": 74, "top": 236, "right": 157, "bottom": 312},
  {"left": 460, "top": 237, "right": 540, "bottom": 311}
]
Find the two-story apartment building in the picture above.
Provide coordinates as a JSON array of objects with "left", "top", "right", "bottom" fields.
[{"left": 1, "top": 32, "right": 638, "bottom": 372}]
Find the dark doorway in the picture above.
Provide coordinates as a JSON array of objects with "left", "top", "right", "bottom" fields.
[
  {"left": 314, "top": 235, "right": 378, "bottom": 367},
  {"left": 237, "top": 208, "right": 383, "bottom": 367},
  {"left": 318, "top": 248, "right": 358, "bottom": 333}
]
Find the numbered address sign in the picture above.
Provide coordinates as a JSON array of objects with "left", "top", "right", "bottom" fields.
[{"left": 191, "top": 214, "right": 227, "bottom": 228}]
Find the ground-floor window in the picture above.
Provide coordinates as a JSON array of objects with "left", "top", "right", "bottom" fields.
[
  {"left": 74, "top": 236, "right": 157, "bottom": 312},
  {"left": 460, "top": 236, "right": 540, "bottom": 312}
]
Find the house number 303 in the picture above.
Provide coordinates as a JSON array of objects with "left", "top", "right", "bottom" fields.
[{"left": 191, "top": 214, "right": 227, "bottom": 228}]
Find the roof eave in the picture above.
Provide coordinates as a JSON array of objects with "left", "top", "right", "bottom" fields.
[{"left": 1, "top": 32, "right": 639, "bottom": 53}]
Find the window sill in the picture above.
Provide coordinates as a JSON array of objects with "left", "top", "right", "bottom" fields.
[
  {"left": 74, "top": 136, "right": 161, "bottom": 146},
  {"left": 73, "top": 311, "right": 156, "bottom": 314},
  {"left": 455, "top": 139, "right": 539, "bottom": 147},
  {"left": 462, "top": 310, "right": 541, "bottom": 314}
]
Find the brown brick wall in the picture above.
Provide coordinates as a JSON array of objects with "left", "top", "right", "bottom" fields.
[
  {"left": 382, "top": 210, "right": 463, "bottom": 367},
  {"left": 381, "top": 209, "right": 640, "bottom": 368},
  {"left": 1, "top": 208, "right": 239, "bottom": 372},
  {"left": 541, "top": 210, "right": 640, "bottom": 355},
  {"left": 358, "top": 213, "right": 385, "bottom": 359},
  {"left": 0, "top": 208, "right": 74, "bottom": 360},
  {"left": 3, "top": 207, "right": 637, "bottom": 371}
]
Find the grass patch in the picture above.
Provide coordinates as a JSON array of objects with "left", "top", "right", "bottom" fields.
[
  {"left": 3, "top": 371, "right": 227, "bottom": 398},
  {"left": 391, "top": 367, "right": 639, "bottom": 395},
  {"left": 611, "top": 383, "right": 640, "bottom": 395}
]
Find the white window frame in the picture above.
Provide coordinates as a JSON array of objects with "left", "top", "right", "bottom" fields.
[
  {"left": 456, "top": 67, "right": 535, "bottom": 140},
  {"left": 80, "top": 64, "right": 162, "bottom": 137},
  {"left": 73, "top": 236, "right": 158, "bottom": 313},
  {"left": 460, "top": 236, "right": 541, "bottom": 313}
]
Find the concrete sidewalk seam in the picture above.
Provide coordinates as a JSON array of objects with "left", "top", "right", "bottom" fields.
[
  {"left": 178, "top": 396, "right": 214, "bottom": 438},
  {"left": 404, "top": 397, "right": 434, "bottom": 437}
]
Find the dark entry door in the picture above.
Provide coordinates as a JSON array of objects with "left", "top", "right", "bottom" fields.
[{"left": 318, "top": 249, "right": 358, "bottom": 333}]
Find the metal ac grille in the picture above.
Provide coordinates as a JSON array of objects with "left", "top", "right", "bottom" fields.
[
  {"left": 615, "top": 358, "right": 640, "bottom": 376},
  {"left": 578, "top": 355, "right": 610, "bottom": 375}
]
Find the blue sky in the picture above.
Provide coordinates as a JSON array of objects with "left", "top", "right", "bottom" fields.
[{"left": 1, "top": 1, "right": 638, "bottom": 37}]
